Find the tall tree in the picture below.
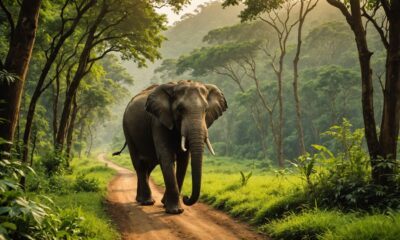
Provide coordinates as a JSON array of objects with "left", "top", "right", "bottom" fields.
[
  {"left": 292, "top": 0, "right": 319, "bottom": 155},
  {"left": 327, "top": 0, "right": 400, "bottom": 185},
  {"left": 223, "top": 0, "right": 304, "bottom": 167},
  {"left": 55, "top": 0, "right": 187, "bottom": 151},
  {"left": 0, "top": 0, "right": 42, "bottom": 154},
  {"left": 21, "top": 0, "right": 95, "bottom": 169}
]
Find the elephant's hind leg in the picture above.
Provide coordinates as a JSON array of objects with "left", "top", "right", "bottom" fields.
[
  {"left": 135, "top": 160, "right": 155, "bottom": 205},
  {"left": 126, "top": 141, "right": 154, "bottom": 206}
]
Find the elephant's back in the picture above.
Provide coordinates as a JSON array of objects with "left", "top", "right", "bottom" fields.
[
  {"left": 123, "top": 91, "right": 152, "bottom": 129},
  {"left": 122, "top": 89, "right": 156, "bottom": 158}
]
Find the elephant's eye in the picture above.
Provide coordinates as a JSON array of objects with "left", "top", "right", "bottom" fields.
[{"left": 177, "top": 105, "right": 185, "bottom": 113}]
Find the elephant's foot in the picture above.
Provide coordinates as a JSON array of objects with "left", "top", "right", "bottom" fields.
[
  {"left": 136, "top": 196, "right": 155, "bottom": 206},
  {"left": 165, "top": 205, "right": 184, "bottom": 214},
  {"left": 163, "top": 195, "right": 183, "bottom": 214},
  {"left": 140, "top": 199, "right": 155, "bottom": 206}
]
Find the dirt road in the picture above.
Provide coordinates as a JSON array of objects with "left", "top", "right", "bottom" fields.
[{"left": 98, "top": 153, "right": 268, "bottom": 240}]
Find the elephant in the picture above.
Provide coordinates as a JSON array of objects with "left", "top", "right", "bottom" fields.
[{"left": 113, "top": 80, "right": 227, "bottom": 214}]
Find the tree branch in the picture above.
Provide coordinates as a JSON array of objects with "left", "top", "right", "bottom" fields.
[
  {"left": 87, "top": 46, "right": 119, "bottom": 63},
  {"left": 93, "top": 13, "right": 127, "bottom": 39},
  {"left": 326, "top": 0, "right": 353, "bottom": 25},
  {"left": 361, "top": 4, "right": 389, "bottom": 49}
]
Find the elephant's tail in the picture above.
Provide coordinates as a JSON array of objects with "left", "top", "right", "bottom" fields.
[{"left": 112, "top": 142, "right": 127, "bottom": 156}]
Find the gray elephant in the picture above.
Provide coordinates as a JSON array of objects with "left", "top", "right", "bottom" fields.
[{"left": 113, "top": 80, "right": 227, "bottom": 214}]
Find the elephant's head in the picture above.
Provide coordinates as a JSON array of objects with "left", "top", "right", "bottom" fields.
[{"left": 145, "top": 80, "right": 227, "bottom": 206}]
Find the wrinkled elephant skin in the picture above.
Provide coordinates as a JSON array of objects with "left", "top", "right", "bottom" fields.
[{"left": 121, "top": 80, "right": 227, "bottom": 214}]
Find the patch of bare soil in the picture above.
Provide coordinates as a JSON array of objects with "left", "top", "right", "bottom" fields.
[{"left": 98, "top": 153, "right": 269, "bottom": 240}]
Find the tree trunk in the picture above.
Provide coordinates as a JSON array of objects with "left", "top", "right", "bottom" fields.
[
  {"left": 275, "top": 48, "right": 285, "bottom": 168},
  {"left": 0, "top": 0, "right": 41, "bottom": 154},
  {"left": 56, "top": 2, "right": 108, "bottom": 151},
  {"left": 327, "top": 0, "right": 399, "bottom": 185},
  {"left": 52, "top": 76, "right": 60, "bottom": 144},
  {"left": 349, "top": 0, "right": 382, "bottom": 183},
  {"left": 86, "top": 124, "right": 93, "bottom": 157},
  {"left": 77, "top": 121, "right": 85, "bottom": 158},
  {"left": 292, "top": 1, "right": 311, "bottom": 156},
  {"left": 378, "top": 4, "right": 400, "bottom": 184},
  {"left": 66, "top": 95, "right": 79, "bottom": 161},
  {"left": 251, "top": 105, "right": 268, "bottom": 159},
  {"left": 29, "top": 126, "right": 37, "bottom": 167}
]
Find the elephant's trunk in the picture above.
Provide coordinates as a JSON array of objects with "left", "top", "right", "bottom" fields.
[{"left": 183, "top": 120, "right": 205, "bottom": 206}]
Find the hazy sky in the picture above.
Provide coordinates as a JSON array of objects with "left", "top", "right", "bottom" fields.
[{"left": 156, "top": 0, "right": 212, "bottom": 25}]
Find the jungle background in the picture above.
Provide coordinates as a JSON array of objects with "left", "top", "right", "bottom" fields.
[{"left": 1, "top": 0, "right": 400, "bottom": 239}]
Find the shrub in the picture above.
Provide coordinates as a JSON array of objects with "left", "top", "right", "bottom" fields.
[
  {"left": 40, "top": 150, "right": 68, "bottom": 176},
  {"left": 0, "top": 147, "right": 89, "bottom": 240},
  {"left": 313, "top": 176, "right": 400, "bottom": 210},
  {"left": 25, "top": 169, "right": 72, "bottom": 194},
  {"left": 47, "top": 175, "right": 73, "bottom": 194},
  {"left": 300, "top": 119, "right": 400, "bottom": 210},
  {"left": 73, "top": 174, "right": 100, "bottom": 192}
]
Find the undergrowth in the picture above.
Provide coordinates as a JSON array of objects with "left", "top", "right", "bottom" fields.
[
  {"left": 1, "top": 150, "right": 119, "bottom": 240},
  {"left": 109, "top": 119, "right": 400, "bottom": 239}
]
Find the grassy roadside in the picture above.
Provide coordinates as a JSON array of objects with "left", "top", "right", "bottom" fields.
[
  {"left": 109, "top": 153, "right": 400, "bottom": 240},
  {"left": 27, "top": 155, "right": 120, "bottom": 240}
]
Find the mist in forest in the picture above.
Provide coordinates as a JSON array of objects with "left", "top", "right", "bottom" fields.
[{"left": 97, "top": 0, "right": 386, "bottom": 167}]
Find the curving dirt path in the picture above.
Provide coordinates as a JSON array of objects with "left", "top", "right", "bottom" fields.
[{"left": 98, "top": 153, "right": 269, "bottom": 240}]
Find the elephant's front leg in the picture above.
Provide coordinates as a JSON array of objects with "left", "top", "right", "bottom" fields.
[
  {"left": 176, "top": 151, "right": 189, "bottom": 193},
  {"left": 159, "top": 154, "right": 183, "bottom": 214},
  {"left": 161, "top": 151, "right": 188, "bottom": 206},
  {"left": 153, "top": 123, "right": 183, "bottom": 214}
]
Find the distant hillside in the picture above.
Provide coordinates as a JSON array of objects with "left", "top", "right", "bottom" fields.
[
  {"left": 122, "top": 0, "right": 345, "bottom": 93},
  {"left": 161, "top": 2, "right": 243, "bottom": 58},
  {"left": 121, "top": 1, "right": 242, "bottom": 93}
]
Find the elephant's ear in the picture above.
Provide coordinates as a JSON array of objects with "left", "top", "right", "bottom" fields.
[
  {"left": 205, "top": 84, "right": 228, "bottom": 128},
  {"left": 145, "top": 83, "right": 176, "bottom": 130}
]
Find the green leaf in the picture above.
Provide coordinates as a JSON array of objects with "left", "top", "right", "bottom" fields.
[
  {"left": 0, "top": 207, "right": 11, "bottom": 215},
  {"left": 0, "top": 222, "right": 16, "bottom": 231}
]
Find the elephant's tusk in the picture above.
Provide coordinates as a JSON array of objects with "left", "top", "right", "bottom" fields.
[
  {"left": 205, "top": 137, "right": 215, "bottom": 156},
  {"left": 181, "top": 136, "right": 187, "bottom": 152}
]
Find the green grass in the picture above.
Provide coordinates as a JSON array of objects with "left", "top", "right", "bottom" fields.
[
  {"left": 108, "top": 153, "right": 400, "bottom": 239},
  {"left": 50, "top": 193, "right": 117, "bottom": 240},
  {"left": 263, "top": 210, "right": 354, "bottom": 240},
  {"left": 63, "top": 157, "right": 119, "bottom": 239},
  {"left": 29, "top": 156, "right": 120, "bottom": 240},
  {"left": 322, "top": 213, "right": 400, "bottom": 240}
]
